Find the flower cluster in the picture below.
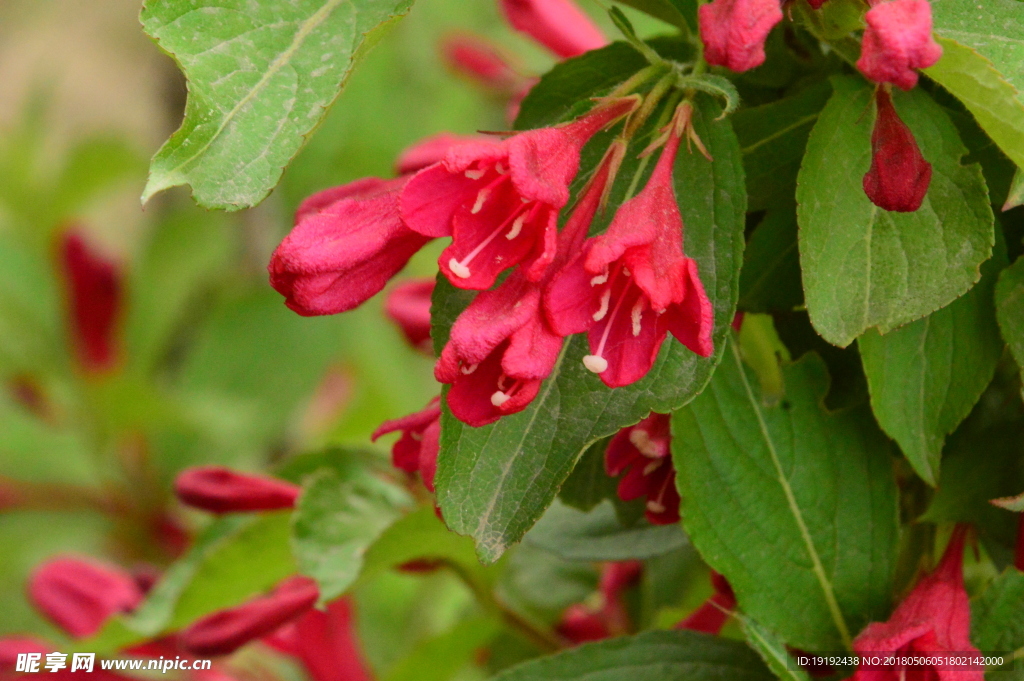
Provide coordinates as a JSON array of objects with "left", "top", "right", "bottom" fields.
[{"left": 698, "top": 0, "right": 941, "bottom": 212}]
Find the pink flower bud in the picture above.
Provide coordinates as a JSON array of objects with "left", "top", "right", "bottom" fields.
[
  {"left": 60, "top": 231, "right": 122, "bottom": 373},
  {"left": 851, "top": 526, "right": 982, "bottom": 680},
  {"left": 372, "top": 398, "right": 441, "bottom": 491},
  {"left": 862, "top": 88, "right": 932, "bottom": 213},
  {"left": 28, "top": 556, "right": 144, "bottom": 638},
  {"left": 498, "top": 0, "right": 607, "bottom": 59},
  {"left": 384, "top": 278, "right": 434, "bottom": 354},
  {"left": 178, "top": 576, "right": 319, "bottom": 656},
  {"left": 556, "top": 604, "right": 610, "bottom": 644},
  {"left": 698, "top": 0, "right": 783, "bottom": 72},
  {"left": 174, "top": 466, "right": 300, "bottom": 514},
  {"left": 857, "top": 0, "right": 942, "bottom": 91},
  {"left": 441, "top": 33, "right": 521, "bottom": 92}
]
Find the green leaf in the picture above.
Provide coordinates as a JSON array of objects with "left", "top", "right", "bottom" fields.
[
  {"left": 615, "top": 0, "right": 696, "bottom": 33},
  {"left": 797, "top": 75, "right": 994, "bottom": 347},
  {"left": 737, "top": 614, "right": 812, "bottom": 681},
  {"left": 557, "top": 437, "right": 619, "bottom": 512},
  {"left": 972, "top": 569, "right": 1024, "bottom": 652},
  {"left": 738, "top": 207, "right": 803, "bottom": 313},
  {"left": 384, "top": 617, "right": 500, "bottom": 681},
  {"left": 140, "top": 0, "right": 414, "bottom": 210},
  {"left": 859, "top": 239, "right": 1007, "bottom": 486},
  {"left": 526, "top": 499, "right": 687, "bottom": 562},
  {"left": 931, "top": 0, "right": 1024, "bottom": 94},
  {"left": 489, "top": 629, "right": 774, "bottom": 681},
  {"left": 733, "top": 81, "right": 830, "bottom": 212},
  {"left": 436, "top": 95, "right": 746, "bottom": 563},
  {"left": 672, "top": 344, "right": 900, "bottom": 650},
  {"left": 924, "top": 37, "right": 1024, "bottom": 171},
  {"left": 292, "top": 469, "right": 411, "bottom": 601},
  {"left": 996, "top": 255, "right": 1024, "bottom": 380}
]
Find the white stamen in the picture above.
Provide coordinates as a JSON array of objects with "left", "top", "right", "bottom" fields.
[
  {"left": 583, "top": 355, "right": 609, "bottom": 373},
  {"left": 490, "top": 391, "right": 511, "bottom": 407},
  {"left": 590, "top": 272, "right": 609, "bottom": 286},
  {"left": 593, "top": 289, "right": 611, "bottom": 321},
  {"left": 631, "top": 299, "right": 644, "bottom": 337},
  {"left": 410, "top": 432, "right": 423, "bottom": 442},
  {"left": 642, "top": 459, "right": 663, "bottom": 476},
  {"left": 521, "top": 196, "right": 531, "bottom": 203},
  {"left": 629, "top": 429, "right": 662, "bottom": 458},
  {"left": 622, "top": 267, "right": 631, "bottom": 277},
  {"left": 646, "top": 499, "right": 666, "bottom": 514},
  {"left": 465, "top": 168, "right": 485, "bottom": 180},
  {"left": 471, "top": 188, "right": 490, "bottom": 214},
  {"left": 495, "top": 162, "right": 507, "bottom": 174},
  {"left": 449, "top": 258, "right": 472, "bottom": 279},
  {"left": 506, "top": 214, "right": 526, "bottom": 240},
  {"left": 461, "top": 363, "right": 479, "bottom": 375}
]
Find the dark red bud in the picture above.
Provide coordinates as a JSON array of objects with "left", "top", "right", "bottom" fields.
[
  {"left": 60, "top": 231, "right": 122, "bottom": 373},
  {"left": 29, "top": 556, "right": 144, "bottom": 638},
  {"left": 178, "top": 575, "right": 319, "bottom": 656},
  {"left": 862, "top": 88, "right": 932, "bottom": 213},
  {"left": 556, "top": 604, "right": 610, "bottom": 644},
  {"left": 174, "top": 466, "right": 300, "bottom": 514}
]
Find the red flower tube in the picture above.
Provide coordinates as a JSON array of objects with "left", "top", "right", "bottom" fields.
[{"left": 174, "top": 466, "right": 300, "bottom": 514}]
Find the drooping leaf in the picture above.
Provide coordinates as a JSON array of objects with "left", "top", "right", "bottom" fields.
[
  {"left": 798, "top": 75, "right": 994, "bottom": 347},
  {"left": 489, "top": 629, "right": 774, "bottom": 681},
  {"left": 435, "top": 95, "right": 746, "bottom": 563},
  {"left": 733, "top": 81, "right": 831, "bottom": 212},
  {"left": 972, "top": 569, "right": 1024, "bottom": 652},
  {"left": 738, "top": 205, "right": 803, "bottom": 312},
  {"left": 996, "top": 255, "right": 1024, "bottom": 379},
  {"left": 858, "top": 238, "right": 1007, "bottom": 486},
  {"left": 140, "top": 0, "right": 414, "bottom": 209},
  {"left": 924, "top": 37, "right": 1024, "bottom": 171},
  {"left": 931, "top": 0, "right": 1024, "bottom": 95},
  {"left": 526, "top": 499, "right": 687, "bottom": 562},
  {"left": 672, "top": 343, "right": 900, "bottom": 650},
  {"left": 737, "top": 614, "right": 812, "bottom": 681},
  {"left": 292, "top": 469, "right": 411, "bottom": 601}
]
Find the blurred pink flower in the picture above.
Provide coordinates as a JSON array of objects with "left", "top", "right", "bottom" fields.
[{"left": 174, "top": 466, "right": 300, "bottom": 514}]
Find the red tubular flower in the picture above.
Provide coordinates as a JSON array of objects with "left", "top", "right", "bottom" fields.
[
  {"left": 28, "top": 556, "right": 144, "bottom": 638},
  {"left": 278, "top": 598, "right": 374, "bottom": 681},
  {"left": 435, "top": 141, "right": 626, "bottom": 426},
  {"left": 863, "top": 88, "right": 932, "bottom": 213},
  {"left": 605, "top": 413, "right": 681, "bottom": 524},
  {"left": 498, "top": 0, "right": 607, "bottom": 59},
  {"left": 60, "top": 231, "right": 122, "bottom": 373},
  {"left": 179, "top": 576, "right": 319, "bottom": 656},
  {"left": 174, "top": 466, "right": 300, "bottom": 514},
  {"left": 556, "top": 561, "right": 642, "bottom": 645},
  {"left": 441, "top": 33, "right": 522, "bottom": 92},
  {"left": 401, "top": 97, "right": 638, "bottom": 291},
  {"left": 557, "top": 604, "right": 611, "bottom": 644},
  {"left": 372, "top": 397, "right": 441, "bottom": 491},
  {"left": 857, "top": 0, "right": 942, "bottom": 91},
  {"left": 675, "top": 572, "right": 736, "bottom": 634},
  {"left": 545, "top": 104, "right": 714, "bottom": 388},
  {"left": 394, "top": 133, "right": 488, "bottom": 177},
  {"left": 384, "top": 278, "right": 435, "bottom": 354},
  {"left": 698, "top": 0, "right": 783, "bottom": 72},
  {"left": 851, "top": 527, "right": 983, "bottom": 681},
  {"left": 269, "top": 177, "right": 431, "bottom": 316}
]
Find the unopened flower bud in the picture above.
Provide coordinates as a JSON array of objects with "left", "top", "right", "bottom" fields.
[
  {"left": 498, "top": 0, "right": 607, "bottom": 59},
  {"left": 60, "top": 231, "right": 122, "bottom": 373},
  {"left": 862, "top": 88, "right": 932, "bottom": 213},
  {"left": 29, "top": 556, "right": 143, "bottom": 638},
  {"left": 174, "top": 466, "right": 300, "bottom": 514}
]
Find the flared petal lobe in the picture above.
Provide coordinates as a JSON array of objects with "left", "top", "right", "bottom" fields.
[
  {"left": 698, "top": 0, "right": 783, "bottom": 72},
  {"left": 857, "top": 0, "right": 942, "bottom": 91},
  {"left": 372, "top": 398, "right": 442, "bottom": 491}
]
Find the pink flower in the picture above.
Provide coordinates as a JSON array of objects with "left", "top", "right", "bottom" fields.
[
  {"left": 556, "top": 561, "right": 642, "bottom": 645},
  {"left": 698, "top": 0, "right": 784, "bottom": 72},
  {"left": 851, "top": 527, "right": 983, "bottom": 681},
  {"left": 394, "top": 133, "right": 488, "bottom": 177},
  {"left": 384, "top": 278, "right": 435, "bottom": 354},
  {"left": 267, "top": 598, "right": 374, "bottom": 681},
  {"left": 675, "top": 572, "right": 735, "bottom": 634},
  {"left": 28, "top": 556, "right": 144, "bottom": 638},
  {"left": 174, "top": 466, "right": 301, "bottom": 514},
  {"left": 269, "top": 177, "right": 431, "bottom": 316},
  {"left": 545, "top": 104, "right": 714, "bottom": 388},
  {"left": 434, "top": 141, "right": 625, "bottom": 426},
  {"left": 401, "top": 98, "right": 638, "bottom": 291},
  {"left": 863, "top": 87, "right": 932, "bottom": 212},
  {"left": 372, "top": 397, "right": 441, "bottom": 491},
  {"left": 441, "top": 33, "right": 522, "bottom": 92},
  {"left": 60, "top": 231, "right": 122, "bottom": 373},
  {"left": 605, "top": 413, "right": 681, "bottom": 525},
  {"left": 179, "top": 576, "right": 319, "bottom": 656},
  {"left": 498, "top": 0, "right": 607, "bottom": 59},
  {"left": 857, "top": 0, "right": 942, "bottom": 91}
]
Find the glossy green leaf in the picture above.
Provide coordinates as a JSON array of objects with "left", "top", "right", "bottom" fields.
[
  {"left": 435, "top": 95, "right": 746, "bottom": 563},
  {"left": 798, "top": 76, "right": 994, "bottom": 347},
  {"left": 526, "top": 499, "right": 686, "bottom": 562},
  {"left": 292, "top": 469, "right": 411, "bottom": 601},
  {"left": 733, "top": 81, "right": 831, "bottom": 212},
  {"left": 672, "top": 344, "right": 899, "bottom": 650},
  {"left": 859, "top": 240, "right": 1006, "bottom": 486},
  {"left": 924, "top": 37, "right": 1024, "bottom": 171},
  {"left": 489, "top": 629, "right": 774, "bottom": 681},
  {"left": 972, "top": 569, "right": 1024, "bottom": 652},
  {"left": 996, "top": 255, "right": 1024, "bottom": 379},
  {"left": 140, "top": 0, "right": 414, "bottom": 209},
  {"left": 737, "top": 614, "right": 812, "bottom": 681}
]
